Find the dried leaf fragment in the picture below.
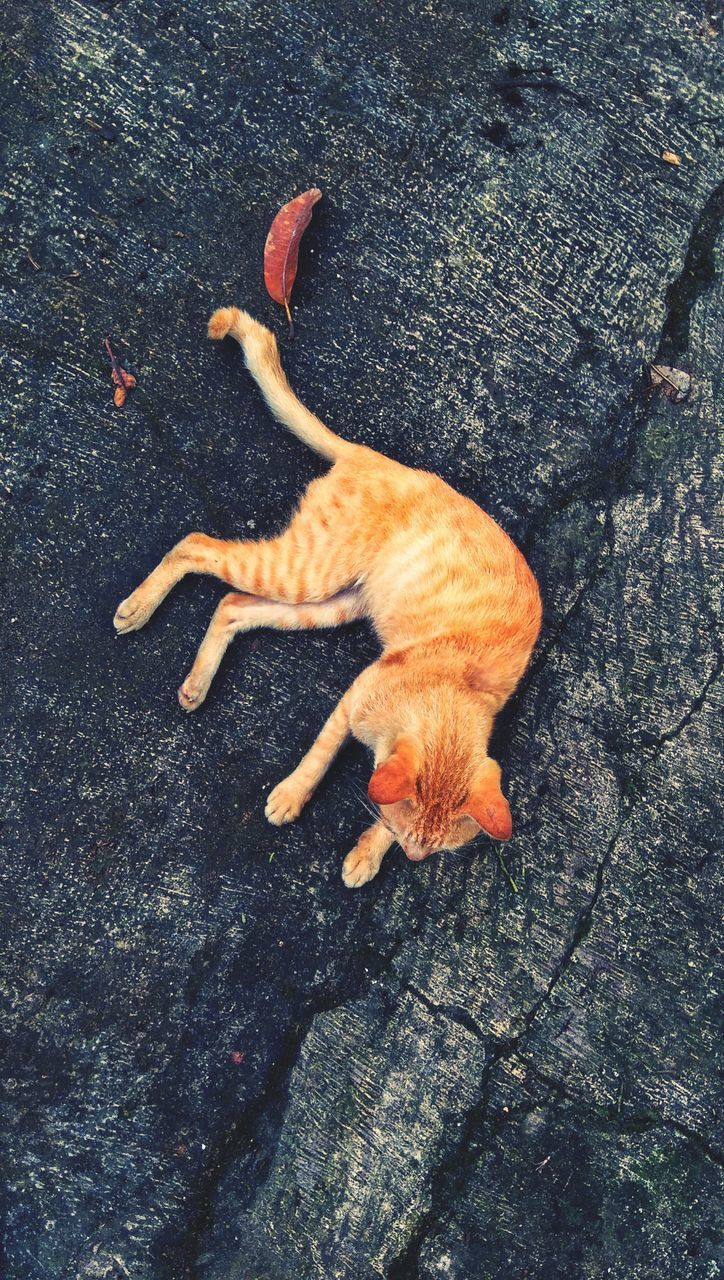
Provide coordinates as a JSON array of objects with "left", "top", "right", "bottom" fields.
[
  {"left": 264, "top": 187, "right": 322, "bottom": 336},
  {"left": 661, "top": 149, "right": 681, "bottom": 166},
  {"left": 647, "top": 363, "right": 691, "bottom": 403},
  {"left": 104, "top": 338, "right": 136, "bottom": 408}
]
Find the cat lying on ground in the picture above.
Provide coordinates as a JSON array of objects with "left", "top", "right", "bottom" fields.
[{"left": 114, "top": 308, "right": 542, "bottom": 886}]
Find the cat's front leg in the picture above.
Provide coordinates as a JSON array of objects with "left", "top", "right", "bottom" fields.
[
  {"left": 265, "top": 689, "right": 353, "bottom": 825},
  {"left": 342, "top": 821, "right": 395, "bottom": 888}
]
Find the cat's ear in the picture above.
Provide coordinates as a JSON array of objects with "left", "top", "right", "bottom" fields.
[
  {"left": 368, "top": 736, "right": 420, "bottom": 805},
  {"left": 465, "top": 759, "right": 512, "bottom": 841}
]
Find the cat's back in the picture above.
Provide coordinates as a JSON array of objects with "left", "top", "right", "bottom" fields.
[
  {"left": 339, "top": 447, "right": 520, "bottom": 557},
  {"left": 354, "top": 453, "right": 541, "bottom": 658},
  {"left": 358, "top": 452, "right": 531, "bottom": 585}
]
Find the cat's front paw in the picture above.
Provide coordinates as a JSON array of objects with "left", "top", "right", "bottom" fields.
[
  {"left": 342, "top": 842, "right": 381, "bottom": 889},
  {"left": 265, "top": 775, "right": 310, "bottom": 825},
  {"left": 113, "top": 589, "right": 154, "bottom": 634}
]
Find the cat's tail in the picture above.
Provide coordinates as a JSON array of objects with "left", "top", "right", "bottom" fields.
[{"left": 208, "top": 307, "right": 355, "bottom": 463}]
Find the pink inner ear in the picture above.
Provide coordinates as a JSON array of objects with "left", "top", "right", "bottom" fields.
[
  {"left": 467, "top": 773, "right": 513, "bottom": 841},
  {"left": 368, "top": 739, "right": 418, "bottom": 805},
  {"left": 481, "top": 798, "right": 513, "bottom": 842}
]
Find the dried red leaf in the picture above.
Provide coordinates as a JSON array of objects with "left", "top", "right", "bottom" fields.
[
  {"left": 105, "top": 338, "right": 137, "bottom": 408},
  {"left": 263, "top": 187, "right": 322, "bottom": 335}
]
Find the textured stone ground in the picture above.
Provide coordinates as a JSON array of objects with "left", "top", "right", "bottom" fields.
[{"left": 1, "top": 2, "right": 722, "bottom": 1278}]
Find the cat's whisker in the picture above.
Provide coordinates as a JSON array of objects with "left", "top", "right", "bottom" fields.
[
  {"left": 348, "top": 781, "right": 397, "bottom": 837},
  {"left": 347, "top": 783, "right": 383, "bottom": 824}
]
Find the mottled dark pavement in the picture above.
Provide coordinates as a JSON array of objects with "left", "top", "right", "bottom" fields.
[{"left": 1, "top": 3, "right": 722, "bottom": 1278}]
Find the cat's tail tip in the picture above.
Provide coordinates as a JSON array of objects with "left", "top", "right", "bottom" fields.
[{"left": 207, "top": 306, "right": 256, "bottom": 344}]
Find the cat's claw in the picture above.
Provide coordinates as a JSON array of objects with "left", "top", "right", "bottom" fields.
[
  {"left": 265, "top": 776, "right": 309, "bottom": 825},
  {"left": 178, "top": 678, "right": 206, "bottom": 712},
  {"left": 113, "top": 591, "right": 154, "bottom": 634},
  {"left": 342, "top": 843, "right": 380, "bottom": 889}
]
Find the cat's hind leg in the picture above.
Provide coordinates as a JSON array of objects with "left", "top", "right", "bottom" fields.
[
  {"left": 114, "top": 460, "right": 374, "bottom": 635},
  {"left": 114, "top": 513, "right": 354, "bottom": 638},
  {"left": 114, "top": 533, "right": 247, "bottom": 633},
  {"left": 178, "top": 588, "right": 367, "bottom": 710}
]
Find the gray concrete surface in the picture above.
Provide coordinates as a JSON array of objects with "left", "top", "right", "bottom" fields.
[{"left": 1, "top": 2, "right": 722, "bottom": 1277}]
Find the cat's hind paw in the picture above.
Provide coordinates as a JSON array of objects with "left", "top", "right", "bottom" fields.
[
  {"left": 113, "top": 590, "right": 154, "bottom": 634},
  {"left": 265, "top": 775, "right": 310, "bottom": 825},
  {"left": 178, "top": 676, "right": 207, "bottom": 712}
]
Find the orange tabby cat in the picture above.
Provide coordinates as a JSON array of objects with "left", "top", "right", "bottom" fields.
[{"left": 114, "top": 308, "right": 542, "bottom": 887}]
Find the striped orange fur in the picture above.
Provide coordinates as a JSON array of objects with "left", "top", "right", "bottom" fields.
[{"left": 114, "top": 307, "right": 542, "bottom": 887}]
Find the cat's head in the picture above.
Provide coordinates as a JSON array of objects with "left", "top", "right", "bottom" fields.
[{"left": 367, "top": 733, "right": 512, "bottom": 861}]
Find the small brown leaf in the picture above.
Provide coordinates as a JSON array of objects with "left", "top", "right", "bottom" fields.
[
  {"left": 263, "top": 187, "right": 322, "bottom": 336},
  {"left": 104, "top": 338, "right": 137, "bottom": 408},
  {"left": 661, "top": 149, "right": 681, "bottom": 166},
  {"left": 648, "top": 363, "right": 691, "bottom": 403}
]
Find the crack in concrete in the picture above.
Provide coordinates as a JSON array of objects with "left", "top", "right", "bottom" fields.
[
  {"left": 519, "top": 180, "right": 724, "bottom": 676},
  {"left": 183, "top": 923, "right": 420, "bottom": 1274},
  {"left": 656, "top": 179, "right": 724, "bottom": 363},
  {"left": 512, "top": 1054, "right": 724, "bottom": 1168},
  {"left": 568, "top": 656, "right": 721, "bottom": 758},
  {"left": 514, "top": 371, "right": 655, "bottom": 718},
  {"left": 641, "top": 657, "right": 722, "bottom": 754},
  {"left": 402, "top": 982, "right": 489, "bottom": 1047}
]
